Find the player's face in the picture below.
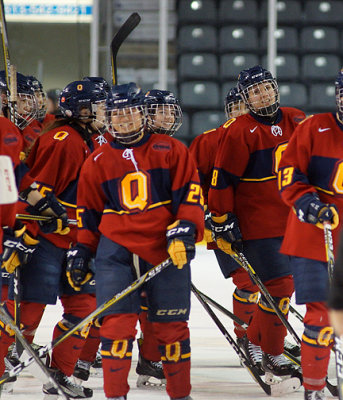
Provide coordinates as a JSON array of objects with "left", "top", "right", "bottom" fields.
[
  {"left": 247, "top": 81, "right": 276, "bottom": 110},
  {"left": 229, "top": 100, "right": 249, "bottom": 118},
  {"left": 110, "top": 106, "right": 144, "bottom": 135},
  {"left": 17, "top": 94, "right": 37, "bottom": 118},
  {"left": 91, "top": 101, "right": 107, "bottom": 131},
  {"left": 151, "top": 105, "right": 175, "bottom": 129}
]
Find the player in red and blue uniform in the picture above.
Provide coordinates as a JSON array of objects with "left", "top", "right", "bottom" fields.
[
  {"left": 0, "top": 79, "right": 108, "bottom": 399},
  {"left": 208, "top": 66, "right": 305, "bottom": 378},
  {"left": 278, "top": 70, "right": 343, "bottom": 400},
  {"left": 189, "top": 88, "right": 262, "bottom": 350},
  {"left": 66, "top": 82, "right": 203, "bottom": 400}
]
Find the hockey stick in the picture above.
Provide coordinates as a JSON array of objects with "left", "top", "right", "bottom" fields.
[
  {"left": 0, "top": 155, "right": 17, "bottom": 204},
  {"left": 0, "top": 306, "right": 70, "bottom": 399},
  {"left": 191, "top": 283, "right": 301, "bottom": 396},
  {"left": 324, "top": 222, "right": 343, "bottom": 399},
  {"left": 16, "top": 213, "right": 77, "bottom": 225},
  {"left": 111, "top": 12, "right": 141, "bottom": 85},
  {"left": 191, "top": 284, "right": 301, "bottom": 366},
  {"left": 0, "top": 257, "right": 172, "bottom": 384}
]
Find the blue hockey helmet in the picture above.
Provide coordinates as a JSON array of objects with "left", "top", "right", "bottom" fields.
[
  {"left": 82, "top": 76, "right": 111, "bottom": 95},
  {"left": 237, "top": 65, "right": 279, "bottom": 117},
  {"left": 106, "top": 82, "right": 146, "bottom": 145},
  {"left": 59, "top": 80, "right": 107, "bottom": 121},
  {"left": 335, "top": 69, "right": 343, "bottom": 117},
  {"left": 224, "top": 87, "right": 248, "bottom": 119},
  {"left": 143, "top": 89, "right": 182, "bottom": 136},
  {"left": 27, "top": 75, "right": 47, "bottom": 122}
]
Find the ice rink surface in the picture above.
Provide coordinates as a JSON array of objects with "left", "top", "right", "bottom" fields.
[{"left": 2, "top": 246, "right": 337, "bottom": 399}]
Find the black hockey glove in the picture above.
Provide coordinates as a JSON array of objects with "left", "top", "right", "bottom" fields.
[
  {"left": 166, "top": 220, "right": 196, "bottom": 269},
  {"left": 295, "top": 193, "right": 339, "bottom": 230},
  {"left": 66, "top": 244, "right": 94, "bottom": 291},
  {"left": 1, "top": 223, "right": 39, "bottom": 273},
  {"left": 203, "top": 206, "right": 214, "bottom": 243},
  {"left": 26, "top": 192, "right": 70, "bottom": 235},
  {"left": 211, "top": 213, "right": 243, "bottom": 254}
]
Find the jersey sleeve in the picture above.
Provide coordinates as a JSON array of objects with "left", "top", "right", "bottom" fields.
[
  {"left": 278, "top": 117, "right": 316, "bottom": 207},
  {"left": 76, "top": 152, "right": 107, "bottom": 252},
  {"left": 208, "top": 123, "right": 249, "bottom": 216},
  {"left": 169, "top": 141, "right": 204, "bottom": 242}
]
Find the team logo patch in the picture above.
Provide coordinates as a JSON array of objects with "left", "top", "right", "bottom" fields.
[
  {"left": 271, "top": 125, "right": 282, "bottom": 137},
  {"left": 152, "top": 142, "right": 171, "bottom": 151},
  {"left": 3, "top": 133, "right": 19, "bottom": 145}
]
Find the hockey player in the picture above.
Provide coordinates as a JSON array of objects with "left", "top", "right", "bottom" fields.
[
  {"left": 278, "top": 70, "right": 343, "bottom": 400},
  {"left": 0, "top": 80, "right": 108, "bottom": 399},
  {"left": 208, "top": 66, "right": 306, "bottom": 379},
  {"left": 66, "top": 82, "right": 203, "bottom": 400},
  {"left": 329, "top": 231, "right": 343, "bottom": 336},
  {"left": 189, "top": 87, "right": 263, "bottom": 367}
]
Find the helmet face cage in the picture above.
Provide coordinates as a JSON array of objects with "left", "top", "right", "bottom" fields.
[
  {"left": 241, "top": 79, "right": 279, "bottom": 117},
  {"left": 15, "top": 92, "right": 38, "bottom": 129},
  {"left": 146, "top": 103, "right": 182, "bottom": 136},
  {"left": 335, "top": 74, "right": 343, "bottom": 116},
  {"left": 107, "top": 105, "right": 146, "bottom": 144},
  {"left": 90, "top": 100, "right": 108, "bottom": 134},
  {"left": 225, "top": 99, "right": 248, "bottom": 119}
]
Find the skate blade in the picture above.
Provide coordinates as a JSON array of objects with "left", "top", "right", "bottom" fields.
[
  {"left": 136, "top": 375, "right": 166, "bottom": 389},
  {"left": 269, "top": 377, "right": 301, "bottom": 396}
]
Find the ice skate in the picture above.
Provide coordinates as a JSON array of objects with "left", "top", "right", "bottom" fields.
[
  {"left": 284, "top": 338, "right": 301, "bottom": 359},
  {"left": 262, "top": 352, "right": 300, "bottom": 377},
  {"left": 42, "top": 368, "right": 93, "bottom": 398},
  {"left": 92, "top": 348, "right": 102, "bottom": 369},
  {"left": 73, "top": 359, "right": 91, "bottom": 384},
  {"left": 1, "top": 356, "right": 18, "bottom": 394},
  {"left": 136, "top": 353, "right": 166, "bottom": 388},
  {"left": 304, "top": 388, "right": 326, "bottom": 400},
  {"left": 237, "top": 335, "right": 264, "bottom": 375}
]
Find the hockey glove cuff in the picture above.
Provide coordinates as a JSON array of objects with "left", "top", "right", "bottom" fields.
[
  {"left": 66, "top": 244, "right": 94, "bottom": 291},
  {"left": 166, "top": 220, "right": 196, "bottom": 269},
  {"left": 211, "top": 213, "right": 243, "bottom": 254},
  {"left": 295, "top": 193, "right": 339, "bottom": 230},
  {"left": 204, "top": 206, "right": 214, "bottom": 243},
  {"left": 1, "top": 224, "right": 39, "bottom": 273},
  {"left": 26, "top": 192, "right": 70, "bottom": 235}
]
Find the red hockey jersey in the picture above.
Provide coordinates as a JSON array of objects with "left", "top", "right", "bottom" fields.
[
  {"left": 279, "top": 112, "right": 343, "bottom": 261},
  {"left": 77, "top": 133, "right": 204, "bottom": 266},
  {"left": 208, "top": 108, "right": 306, "bottom": 240}
]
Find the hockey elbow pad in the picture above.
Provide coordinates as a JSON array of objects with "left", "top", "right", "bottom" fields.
[{"left": 166, "top": 220, "right": 196, "bottom": 269}]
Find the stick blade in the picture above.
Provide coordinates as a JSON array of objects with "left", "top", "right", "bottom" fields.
[{"left": 0, "top": 155, "right": 17, "bottom": 204}]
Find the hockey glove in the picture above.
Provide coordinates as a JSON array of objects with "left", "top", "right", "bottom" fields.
[
  {"left": 1, "top": 224, "right": 39, "bottom": 273},
  {"left": 295, "top": 193, "right": 339, "bottom": 230},
  {"left": 66, "top": 244, "right": 94, "bottom": 291},
  {"left": 211, "top": 213, "right": 243, "bottom": 254},
  {"left": 26, "top": 192, "right": 70, "bottom": 235},
  {"left": 203, "top": 206, "right": 214, "bottom": 243},
  {"left": 166, "top": 220, "right": 196, "bottom": 269}
]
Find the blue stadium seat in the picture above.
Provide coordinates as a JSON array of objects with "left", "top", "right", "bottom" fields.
[
  {"left": 220, "top": 54, "right": 259, "bottom": 81},
  {"left": 191, "top": 111, "right": 226, "bottom": 137},
  {"left": 178, "top": 53, "right": 218, "bottom": 80},
  {"left": 304, "top": 1, "right": 343, "bottom": 24},
  {"left": 300, "top": 27, "right": 339, "bottom": 51},
  {"left": 178, "top": 0, "right": 217, "bottom": 24},
  {"left": 302, "top": 54, "right": 340, "bottom": 80},
  {"left": 279, "top": 83, "right": 307, "bottom": 108},
  {"left": 219, "top": 26, "right": 258, "bottom": 52},
  {"left": 261, "top": 55, "right": 299, "bottom": 80},
  {"left": 219, "top": 0, "right": 258, "bottom": 23},
  {"left": 178, "top": 25, "right": 217, "bottom": 52},
  {"left": 261, "top": 27, "right": 298, "bottom": 52},
  {"left": 309, "top": 83, "right": 336, "bottom": 109},
  {"left": 259, "top": 0, "right": 303, "bottom": 24},
  {"left": 180, "top": 81, "right": 220, "bottom": 108}
]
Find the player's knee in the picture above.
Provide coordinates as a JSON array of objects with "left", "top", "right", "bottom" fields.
[
  {"left": 233, "top": 288, "right": 259, "bottom": 304},
  {"left": 264, "top": 275, "right": 294, "bottom": 298}
]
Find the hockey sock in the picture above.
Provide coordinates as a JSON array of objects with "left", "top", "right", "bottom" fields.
[
  {"left": 51, "top": 294, "right": 96, "bottom": 376},
  {"left": 100, "top": 313, "right": 138, "bottom": 398},
  {"left": 302, "top": 302, "right": 332, "bottom": 391},
  {"left": 153, "top": 321, "right": 191, "bottom": 399},
  {"left": 139, "top": 310, "right": 161, "bottom": 361},
  {"left": 247, "top": 276, "right": 293, "bottom": 354},
  {"left": 78, "top": 319, "right": 101, "bottom": 363}
]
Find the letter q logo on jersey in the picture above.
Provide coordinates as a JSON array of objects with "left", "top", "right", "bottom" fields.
[{"left": 271, "top": 125, "right": 283, "bottom": 137}]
